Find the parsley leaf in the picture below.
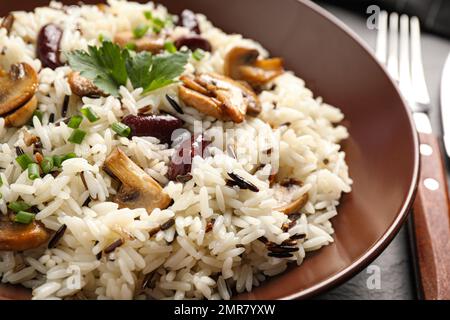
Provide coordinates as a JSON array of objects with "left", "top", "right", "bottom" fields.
[
  {"left": 126, "top": 51, "right": 188, "bottom": 93},
  {"left": 67, "top": 41, "right": 188, "bottom": 96},
  {"left": 144, "top": 51, "right": 189, "bottom": 92},
  {"left": 66, "top": 41, "right": 128, "bottom": 97},
  {"left": 125, "top": 51, "right": 153, "bottom": 90}
]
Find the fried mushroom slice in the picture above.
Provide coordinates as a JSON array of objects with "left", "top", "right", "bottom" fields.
[
  {"left": 68, "top": 72, "right": 106, "bottom": 98},
  {"left": 273, "top": 180, "right": 309, "bottom": 215},
  {"left": 178, "top": 85, "right": 224, "bottom": 120},
  {"left": 179, "top": 72, "right": 261, "bottom": 122},
  {"left": 0, "top": 217, "right": 50, "bottom": 251},
  {"left": 4, "top": 95, "right": 38, "bottom": 127},
  {"left": 224, "top": 46, "right": 284, "bottom": 87},
  {"left": 114, "top": 31, "right": 164, "bottom": 53},
  {"left": 0, "top": 63, "right": 38, "bottom": 116},
  {"left": 104, "top": 148, "right": 171, "bottom": 212}
]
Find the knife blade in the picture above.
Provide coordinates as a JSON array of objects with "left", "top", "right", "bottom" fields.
[{"left": 441, "top": 51, "right": 450, "bottom": 157}]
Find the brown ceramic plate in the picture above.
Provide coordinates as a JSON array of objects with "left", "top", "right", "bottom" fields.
[{"left": 0, "top": 0, "right": 418, "bottom": 300}]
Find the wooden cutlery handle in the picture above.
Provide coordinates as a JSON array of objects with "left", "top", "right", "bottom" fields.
[{"left": 413, "top": 132, "right": 450, "bottom": 300}]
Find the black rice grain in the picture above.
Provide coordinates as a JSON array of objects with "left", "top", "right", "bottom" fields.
[
  {"left": 103, "top": 238, "right": 124, "bottom": 254},
  {"left": 47, "top": 224, "right": 67, "bottom": 249},
  {"left": 227, "top": 172, "right": 259, "bottom": 192},
  {"left": 166, "top": 94, "right": 184, "bottom": 114}
]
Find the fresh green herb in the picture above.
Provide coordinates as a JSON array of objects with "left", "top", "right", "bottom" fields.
[
  {"left": 52, "top": 152, "right": 77, "bottom": 169},
  {"left": 125, "top": 43, "right": 137, "bottom": 51},
  {"left": 126, "top": 51, "right": 189, "bottom": 93},
  {"left": 67, "top": 41, "right": 188, "bottom": 96},
  {"left": 81, "top": 107, "right": 100, "bottom": 122},
  {"left": 41, "top": 156, "right": 54, "bottom": 174},
  {"left": 66, "top": 41, "right": 129, "bottom": 97},
  {"left": 28, "top": 163, "right": 40, "bottom": 180},
  {"left": 111, "top": 122, "right": 131, "bottom": 137},
  {"left": 192, "top": 49, "right": 205, "bottom": 61},
  {"left": 14, "top": 211, "right": 35, "bottom": 224},
  {"left": 164, "top": 41, "right": 177, "bottom": 53},
  {"left": 152, "top": 17, "right": 165, "bottom": 34},
  {"left": 133, "top": 24, "right": 150, "bottom": 39},
  {"left": 144, "top": 11, "right": 153, "bottom": 20},
  {"left": 68, "top": 129, "right": 87, "bottom": 144},
  {"left": 33, "top": 110, "right": 43, "bottom": 123},
  {"left": 98, "top": 34, "right": 110, "bottom": 43},
  {"left": 8, "top": 201, "right": 31, "bottom": 213},
  {"left": 53, "top": 155, "right": 64, "bottom": 168},
  {"left": 16, "top": 154, "right": 34, "bottom": 170},
  {"left": 67, "top": 115, "right": 83, "bottom": 129},
  {"left": 63, "top": 153, "right": 77, "bottom": 161}
]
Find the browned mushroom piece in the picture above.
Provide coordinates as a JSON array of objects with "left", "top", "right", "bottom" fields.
[
  {"left": 104, "top": 148, "right": 172, "bottom": 212},
  {"left": 0, "top": 63, "right": 38, "bottom": 116},
  {"left": 1, "top": 14, "right": 15, "bottom": 35},
  {"left": 114, "top": 31, "right": 165, "bottom": 54},
  {"left": 68, "top": 72, "right": 106, "bottom": 98},
  {"left": 273, "top": 179, "right": 309, "bottom": 215},
  {"left": 4, "top": 95, "right": 38, "bottom": 127},
  {"left": 224, "top": 46, "right": 284, "bottom": 88},
  {"left": 0, "top": 216, "right": 50, "bottom": 251},
  {"left": 179, "top": 72, "right": 261, "bottom": 123}
]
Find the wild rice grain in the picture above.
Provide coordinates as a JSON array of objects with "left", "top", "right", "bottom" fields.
[
  {"left": 104, "top": 238, "right": 124, "bottom": 254},
  {"left": 227, "top": 172, "right": 259, "bottom": 192},
  {"left": 160, "top": 218, "right": 175, "bottom": 230},
  {"left": 267, "top": 252, "right": 293, "bottom": 258},
  {"left": 61, "top": 95, "right": 70, "bottom": 117},
  {"left": 47, "top": 224, "right": 67, "bottom": 249},
  {"left": 166, "top": 94, "right": 184, "bottom": 114}
]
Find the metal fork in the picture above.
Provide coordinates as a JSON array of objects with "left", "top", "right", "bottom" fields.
[{"left": 376, "top": 12, "right": 450, "bottom": 300}]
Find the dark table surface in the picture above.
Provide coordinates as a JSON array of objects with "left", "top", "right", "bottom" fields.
[{"left": 315, "top": 2, "right": 450, "bottom": 300}]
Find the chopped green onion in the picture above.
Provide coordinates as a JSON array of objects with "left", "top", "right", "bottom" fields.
[
  {"left": 8, "top": 201, "right": 31, "bottom": 213},
  {"left": 144, "top": 11, "right": 153, "bottom": 20},
  {"left": 68, "top": 129, "right": 87, "bottom": 144},
  {"left": 53, "top": 155, "right": 64, "bottom": 168},
  {"left": 153, "top": 17, "right": 165, "bottom": 28},
  {"left": 98, "top": 34, "right": 104, "bottom": 42},
  {"left": 41, "top": 156, "right": 54, "bottom": 174},
  {"left": 15, "top": 154, "right": 34, "bottom": 170},
  {"left": 152, "top": 25, "right": 162, "bottom": 34},
  {"left": 192, "top": 49, "right": 205, "bottom": 61},
  {"left": 28, "top": 163, "right": 40, "bottom": 180},
  {"left": 0, "top": 175, "right": 3, "bottom": 187},
  {"left": 14, "top": 211, "right": 35, "bottom": 224},
  {"left": 63, "top": 153, "right": 77, "bottom": 161},
  {"left": 81, "top": 107, "right": 100, "bottom": 123},
  {"left": 33, "top": 110, "right": 43, "bottom": 122},
  {"left": 125, "top": 43, "right": 137, "bottom": 51},
  {"left": 111, "top": 122, "right": 131, "bottom": 137},
  {"left": 67, "top": 115, "right": 83, "bottom": 129},
  {"left": 164, "top": 41, "right": 177, "bottom": 53},
  {"left": 133, "top": 24, "right": 149, "bottom": 39}
]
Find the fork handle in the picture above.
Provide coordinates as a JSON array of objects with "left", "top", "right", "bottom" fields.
[{"left": 413, "top": 132, "right": 450, "bottom": 300}]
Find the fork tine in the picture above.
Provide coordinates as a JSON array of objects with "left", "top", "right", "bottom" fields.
[
  {"left": 375, "top": 11, "right": 388, "bottom": 64},
  {"left": 387, "top": 12, "right": 399, "bottom": 80},
  {"left": 399, "top": 14, "right": 412, "bottom": 99},
  {"left": 410, "top": 16, "right": 431, "bottom": 104}
]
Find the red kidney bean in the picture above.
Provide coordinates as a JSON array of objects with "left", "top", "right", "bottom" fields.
[
  {"left": 122, "top": 114, "right": 183, "bottom": 144},
  {"left": 175, "top": 35, "right": 212, "bottom": 52},
  {"left": 168, "top": 134, "right": 210, "bottom": 180},
  {"left": 179, "top": 9, "right": 200, "bottom": 34},
  {"left": 37, "top": 24, "right": 63, "bottom": 70}
]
